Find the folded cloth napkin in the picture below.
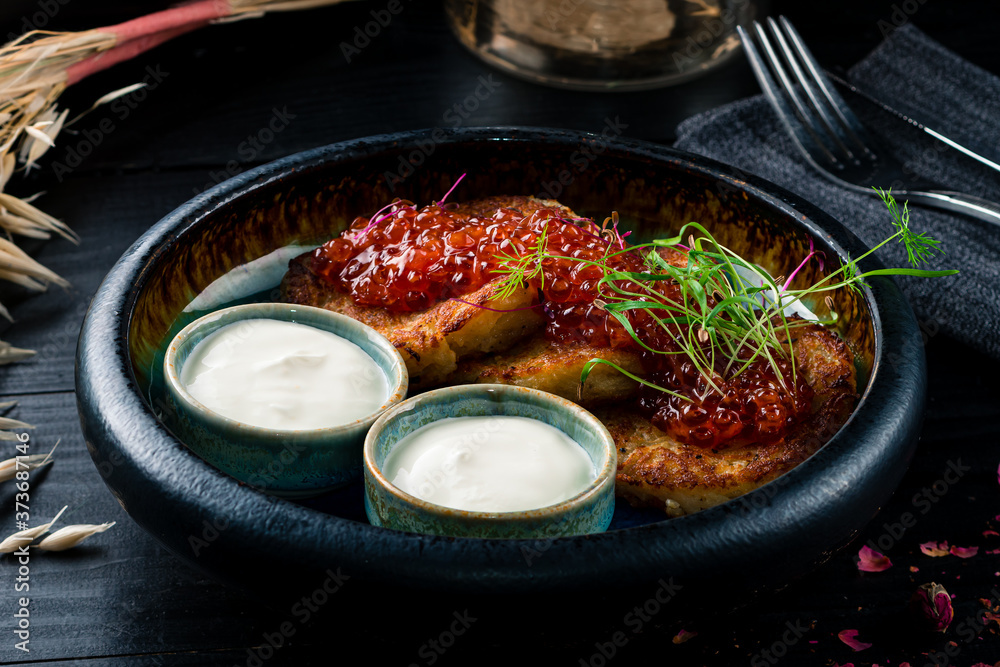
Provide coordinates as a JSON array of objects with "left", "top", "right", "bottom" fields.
[{"left": 674, "top": 24, "right": 1000, "bottom": 359}]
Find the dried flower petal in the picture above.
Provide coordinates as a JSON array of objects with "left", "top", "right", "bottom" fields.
[
  {"left": 909, "top": 582, "right": 954, "bottom": 632},
  {"left": 672, "top": 629, "right": 697, "bottom": 644},
  {"left": 981, "top": 613, "right": 1000, "bottom": 633},
  {"left": 919, "top": 541, "right": 950, "bottom": 557},
  {"left": 949, "top": 545, "right": 978, "bottom": 558},
  {"left": 837, "top": 629, "right": 871, "bottom": 651},
  {"left": 857, "top": 545, "right": 892, "bottom": 572},
  {"left": 35, "top": 521, "right": 114, "bottom": 551},
  {"left": 984, "top": 530, "right": 999, "bottom": 537},
  {"left": 0, "top": 505, "right": 66, "bottom": 552}
]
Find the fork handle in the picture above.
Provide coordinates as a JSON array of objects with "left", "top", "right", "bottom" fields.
[{"left": 897, "top": 190, "right": 1000, "bottom": 227}]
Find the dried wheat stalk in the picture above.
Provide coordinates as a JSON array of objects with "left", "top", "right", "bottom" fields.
[
  {"left": 36, "top": 521, "right": 116, "bottom": 551},
  {"left": 0, "top": 0, "right": 359, "bottom": 410},
  {"left": 0, "top": 505, "right": 65, "bottom": 552}
]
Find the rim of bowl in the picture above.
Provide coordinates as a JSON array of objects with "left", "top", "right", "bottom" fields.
[
  {"left": 163, "top": 302, "right": 409, "bottom": 437},
  {"left": 363, "top": 384, "right": 617, "bottom": 521}
]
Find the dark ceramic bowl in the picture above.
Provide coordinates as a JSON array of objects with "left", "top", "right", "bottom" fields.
[{"left": 76, "top": 128, "right": 924, "bottom": 634}]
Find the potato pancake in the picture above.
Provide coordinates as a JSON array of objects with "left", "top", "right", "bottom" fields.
[
  {"left": 281, "top": 196, "right": 573, "bottom": 387},
  {"left": 282, "top": 196, "right": 858, "bottom": 516}
]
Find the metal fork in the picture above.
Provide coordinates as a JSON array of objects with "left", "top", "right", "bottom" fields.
[{"left": 738, "top": 16, "right": 1000, "bottom": 227}]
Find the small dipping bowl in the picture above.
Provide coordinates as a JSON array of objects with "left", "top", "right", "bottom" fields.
[
  {"left": 363, "top": 384, "right": 616, "bottom": 539},
  {"left": 163, "top": 303, "right": 408, "bottom": 498}
]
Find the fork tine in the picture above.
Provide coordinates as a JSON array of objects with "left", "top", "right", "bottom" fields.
[
  {"left": 777, "top": 16, "right": 875, "bottom": 160},
  {"left": 738, "top": 22, "right": 838, "bottom": 168},
  {"left": 764, "top": 17, "right": 857, "bottom": 163}
]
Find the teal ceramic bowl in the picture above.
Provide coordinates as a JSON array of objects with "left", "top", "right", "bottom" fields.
[
  {"left": 163, "top": 303, "right": 408, "bottom": 497},
  {"left": 363, "top": 384, "right": 616, "bottom": 539}
]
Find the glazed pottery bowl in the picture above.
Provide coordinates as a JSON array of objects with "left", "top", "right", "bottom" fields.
[
  {"left": 76, "top": 128, "right": 924, "bottom": 627},
  {"left": 364, "top": 384, "right": 616, "bottom": 539},
  {"left": 163, "top": 303, "right": 408, "bottom": 497}
]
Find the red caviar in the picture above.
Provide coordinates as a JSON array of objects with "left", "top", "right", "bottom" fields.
[{"left": 311, "top": 200, "right": 813, "bottom": 449}]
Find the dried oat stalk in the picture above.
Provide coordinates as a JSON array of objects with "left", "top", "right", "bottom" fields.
[
  {"left": 0, "top": 0, "right": 358, "bottom": 355},
  {"left": 0, "top": 440, "right": 57, "bottom": 480},
  {"left": 35, "top": 521, "right": 116, "bottom": 551},
  {"left": 0, "top": 505, "right": 65, "bottom": 552}
]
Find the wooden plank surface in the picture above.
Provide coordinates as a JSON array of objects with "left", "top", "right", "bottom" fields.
[{"left": 0, "top": 0, "right": 997, "bottom": 664}]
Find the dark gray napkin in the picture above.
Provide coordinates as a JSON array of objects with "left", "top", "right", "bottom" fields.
[{"left": 674, "top": 24, "right": 1000, "bottom": 359}]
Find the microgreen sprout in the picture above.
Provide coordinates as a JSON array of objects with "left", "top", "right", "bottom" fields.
[
  {"left": 876, "top": 187, "right": 944, "bottom": 267},
  {"left": 492, "top": 189, "right": 957, "bottom": 401},
  {"left": 492, "top": 223, "right": 549, "bottom": 301},
  {"left": 437, "top": 172, "right": 467, "bottom": 205}
]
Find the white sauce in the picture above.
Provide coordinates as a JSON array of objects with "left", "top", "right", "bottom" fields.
[
  {"left": 382, "top": 416, "right": 596, "bottom": 512},
  {"left": 180, "top": 319, "right": 389, "bottom": 430}
]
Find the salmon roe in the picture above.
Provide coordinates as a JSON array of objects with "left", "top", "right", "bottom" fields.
[{"left": 310, "top": 200, "right": 813, "bottom": 449}]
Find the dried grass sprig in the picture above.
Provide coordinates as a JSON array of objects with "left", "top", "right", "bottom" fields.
[
  {"left": 0, "top": 452, "right": 49, "bottom": 480},
  {"left": 35, "top": 521, "right": 115, "bottom": 551},
  {"left": 0, "top": 0, "right": 358, "bottom": 360},
  {"left": 0, "top": 341, "right": 34, "bottom": 364},
  {"left": 0, "top": 505, "right": 66, "bottom": 552},
  {"left": 0, "top": 440, "right": 56, "bottom": 479}
]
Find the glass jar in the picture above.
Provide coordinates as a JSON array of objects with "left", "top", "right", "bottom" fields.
[{"left": 445, "top": 0, "right": 760, "bottom": 91}]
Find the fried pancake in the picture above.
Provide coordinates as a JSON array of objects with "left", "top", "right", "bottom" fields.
[
  {"left": 281, "top": 194, "right": 858, "bottom": 517},
  {"left": 449, "top": 334, "right": 644, "bottom": 406},
  {"left": 281, "top": 196, "right": 573, "bottom": 387},
  {"left": 604, "top": 322, "right": 857, "bottom": 516}
]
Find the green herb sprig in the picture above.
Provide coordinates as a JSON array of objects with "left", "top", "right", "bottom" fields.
[{"left": 492, "top": 188, "right": 958, "bottom": 399}]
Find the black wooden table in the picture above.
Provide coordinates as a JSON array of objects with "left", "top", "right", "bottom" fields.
[{"left": 0, "top": 1, "right": 998, "bottom": 665}]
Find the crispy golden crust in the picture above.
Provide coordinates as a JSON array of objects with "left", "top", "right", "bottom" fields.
[
  {"left": 280, "top": 196, "right": 572, "bottom": 388},
  {"left": 448, "top": 196, "right": 571, "bottom": 219},
  {"left": 604, "top": 322, "right": 857, "bottom": 516},
  {"left": 449, "top": 335, "right": 644, "bottom": 406}
]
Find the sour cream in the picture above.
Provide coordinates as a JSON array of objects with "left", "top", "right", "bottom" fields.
[
  {"left": 180, "top": 319, "right": 389, "bottom": 430},
  {"left": 382, "top": 416, "right": 596, "bottom": 512}
]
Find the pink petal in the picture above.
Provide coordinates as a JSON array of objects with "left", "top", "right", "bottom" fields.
[
  {"left": 857, "top": 545, "right": 892, "bottom": 572},
  {"left": 988, "top": 548, "right": 1000, "bottom": 555},
  {"left": 910, "top": 582, "right": 954, "bottom": 632},
  {"left": 672, "top": 629, "right": 697, "bottom": 644},
  {"left": 949, "top": 545, "right": 978, "bottom": 558},
  {"left": 920, "top": 541, "right": 951, "bottom": 557},
  {"left": 983, "top": 529, "right": 999, "bottom": 537},
  {"left": 837, "top": 629, "right": 871, "bottom": 651}
]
